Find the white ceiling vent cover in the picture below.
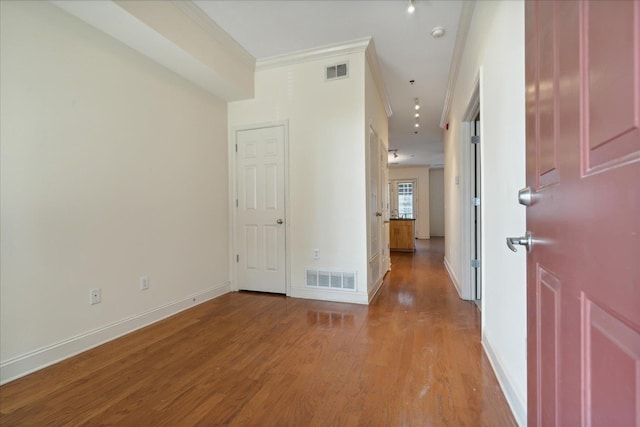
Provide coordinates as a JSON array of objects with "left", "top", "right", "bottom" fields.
[
  {"left": 306, "top": 269, "right": 356, "bottom": 291},
  {"left": 325, "top": 63, "right": 348, "bottom": 81}
]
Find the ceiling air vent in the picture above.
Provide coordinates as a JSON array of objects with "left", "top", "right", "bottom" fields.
[{"left": 325, "top": 63, "right": 348, "bottom": 81}]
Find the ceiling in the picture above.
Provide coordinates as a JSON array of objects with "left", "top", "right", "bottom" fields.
[{"left": 194, "top": 0, "right": 465, "bottom": 167}]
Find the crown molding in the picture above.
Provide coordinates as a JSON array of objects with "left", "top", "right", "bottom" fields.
[
  {"left": 255, "top": 36, "right": 392, "bottom": 117},
  {"left": 439, "top": 1, "right": 476, "bottom": 128},
  {"left": 365, "top": 39, "right": 393, "bottom": 118},
  {"left": 256, "top": 37, "right": 372, "bottom": 71}
]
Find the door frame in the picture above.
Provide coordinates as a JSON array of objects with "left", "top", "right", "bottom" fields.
[
  {"left": 228, "top": 120, "right": 290, "bottom": 295},
  {"left": 459, "top": 74, "right": 483, "bottom": 302}
]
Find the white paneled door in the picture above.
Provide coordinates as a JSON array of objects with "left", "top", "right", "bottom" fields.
[
  {"left": 236, "top": 125, "right": 286, "bottom": 294},
  {"left": 368, "top": 129, "right": 387, "bottom": 290}
]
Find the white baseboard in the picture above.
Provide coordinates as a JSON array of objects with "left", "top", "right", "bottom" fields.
[
  {"left": 289, "top": 286, "right": 368, "bottom": 305},
  {"left": 0, "top": 281, "right": 231, "bottom": 385},
  {"left": 482, "top": 331, "right": 527, "bottom": 427},
  {"left": 443, "top": 256, "right": 463, "bottom": 298},
  {"left": 367, "top": 274, "right": 385, "bottom": 303}
]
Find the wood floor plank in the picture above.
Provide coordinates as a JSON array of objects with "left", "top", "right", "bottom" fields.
[{"left": 0, "top": 238, "right": 516, "bottom": 426}]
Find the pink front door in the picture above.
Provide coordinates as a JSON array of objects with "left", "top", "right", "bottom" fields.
[{"left": 526, "top": 1, "right": 640, "bottom": 426}]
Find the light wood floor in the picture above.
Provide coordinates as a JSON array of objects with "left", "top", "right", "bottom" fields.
[{"left": 0, "top": 238, "right": 516, "bottom": 426}]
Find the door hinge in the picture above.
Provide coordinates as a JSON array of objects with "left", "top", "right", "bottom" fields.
[
  {"left": 472, "top": 197, "right": 480, "bottom": 206},
  {"left": 236, "top": 254, "right": 239, "bottom": 263},
  {"left": 235, "top": 144, "right": 238, "bottom": 152},
  {"left": 236, "top": 199, "right": 238, "bottom": 207},
  {"left": 471, "top": 259, "right": 480, "bottom": 268},
  {"left": 471, "top": 135, "right": 480, "bottom": 145}
]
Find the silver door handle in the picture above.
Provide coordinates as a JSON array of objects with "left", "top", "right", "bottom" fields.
[
  {"left": 506, "top": 231, "right": 532, "bottom": 252},
  {"left": 276, "top": 219, "right": 283, "bottom": 224},
  {"left": 518, "top": 187, "right": 533, "bottom": 206},
  {"left": 375, "top": 212, "right": 382, "bottom": 217}
]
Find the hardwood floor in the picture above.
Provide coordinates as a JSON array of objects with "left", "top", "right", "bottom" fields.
[{"left": 0, "top": 238, "right": 516, "bottom": 426}]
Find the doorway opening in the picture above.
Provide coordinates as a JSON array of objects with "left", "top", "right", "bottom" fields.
[
  {"left": 471, "top": 111, "right": 482, "bottom": 305},
  {"left": 459, "top": 77, "right": 482, "bottom": 304}
]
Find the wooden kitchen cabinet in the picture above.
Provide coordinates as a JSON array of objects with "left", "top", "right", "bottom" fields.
[{"left": 389, "top": 219, "right": 415, "bottom": 252}]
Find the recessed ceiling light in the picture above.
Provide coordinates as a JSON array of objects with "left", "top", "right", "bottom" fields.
[
  {"left": 415, "top": 123, "right": 420, "bottom": 128},
  {"left": 431, "top": 27, "right": 445, "bottom": 38},
  {"left": 407, "top": 0, "right": 415, "bottom": 14},
  {"left": 415, "top": 112, "right": 420, "bottom": 118}
]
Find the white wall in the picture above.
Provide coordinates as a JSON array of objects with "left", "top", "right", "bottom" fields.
[
  {"left": 443, "top": 1, "right": 527, "bottom": 425},
  {"left": 429, "top": 167, "right": 445, "bottom": 237},
  {"left": 1, "top": 1, "right": 231, "bottom": 383},
  {"left": 228, "top": 51, "right": 369, "bottom": 304},
  {"left": 388, "top": 166, "right": 430, "bottom": 239}
]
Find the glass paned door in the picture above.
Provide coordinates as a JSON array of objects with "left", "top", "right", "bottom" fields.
[
  {"left": 389, "top": 179, "right": 416, "bottom": 220},
  {"left": 397, "top": 182, "right": 414, "bottom": 218}
]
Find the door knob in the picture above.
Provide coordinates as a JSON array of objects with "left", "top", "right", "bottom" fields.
[
  {"left": 276, "top": 219, "right": 283, "bottom": 224},
  {"left": 376, "top": 212, "right": 383, "bottom": 217},
  {"left": 518, "top": 187, "right": 533, "bottom": 206},
  {"left": 506, "top": 231, "right": 532, "bottom": 252}
]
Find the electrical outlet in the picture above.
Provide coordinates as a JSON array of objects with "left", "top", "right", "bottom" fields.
[
  {"left": 140, "top": 276, "right": 149, "bottom": 291},
  {"left": 313, "top": 249, "right": 320, "bottom": 260},
  {"left": 90, "top": 288, "right": 101, "bottom": 305}
]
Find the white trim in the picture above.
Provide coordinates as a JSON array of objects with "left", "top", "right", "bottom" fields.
[
  {"left": 482, "top": 331, "right": 527, "bottom": 427},
  {"left": 365, "top": 39, "right": 393, "bottom": 117},
  {"left": 440, "top": 1, "right": 476, "bottom": 128},
  {"left": 290, "top": 286, "right": 369, "bottom": 305},
  {"left": 256, "top": 37, "right": 371, "bottom": 71},
  {"left": 0, "top": 282, "right": 231, "bottom": 385},
  {"left": 463, "top": 74, "right": 481, "bottom": 120},
  {"left": 368, "top": 274, "right": 385, "bottom": 303},
  {"left": 229, "top": 121, "right": 291, "bottom": 296},
  {"left": 444, "top": 256, "right": 463, "bottom": 298},
  {"left": 228, "top": 124, "right": 238, "bottom": 292}
]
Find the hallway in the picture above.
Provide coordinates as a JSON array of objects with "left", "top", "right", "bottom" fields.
[{"left": 0, "top": 238, "right": 516, "bottom": 426}]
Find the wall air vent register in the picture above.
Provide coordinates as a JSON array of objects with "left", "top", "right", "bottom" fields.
[
  {"left": 306, "top": 269, "right": 356, "bottom": 291},
  {"left": 325, "top": 63, "right": 348, "bottom": 81}
]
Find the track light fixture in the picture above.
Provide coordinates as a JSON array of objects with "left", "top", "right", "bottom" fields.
[{"left": 413, "top": 98, "right": 420, "bottom": 129}]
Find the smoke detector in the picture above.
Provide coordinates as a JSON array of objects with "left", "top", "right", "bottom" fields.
[{"left": 431, "top": 27, "right": 445, "bottom": 38}]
